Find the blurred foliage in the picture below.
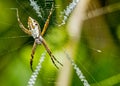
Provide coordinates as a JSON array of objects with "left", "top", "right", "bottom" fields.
[{"left": 0, "top": 0, "right": 120, "bottom": 86}]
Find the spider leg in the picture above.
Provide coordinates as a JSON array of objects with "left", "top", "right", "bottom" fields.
[
  {"left": 41, "top": 37, "right": 63, "bottom": 69},
  {"left": 41, "top": 4, "right": 54, "bottom": 36},
  {"left": 51, "top": 54, "right": 63, "bottom": 67},
  {"left": 30, "top": 41, "right": 37, "bottom": 71},
  {"left": 50, "top": 55, "right": 59, "bottom": 69},
  {"left": 11, "top": 8, "right": 31, "bottom": 35}
]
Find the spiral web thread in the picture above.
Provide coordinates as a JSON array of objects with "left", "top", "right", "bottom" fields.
[
  {"left": 58, "top": 0, "right": 80, "bottom": 26},
  {"left": 27, "top": 51, "right": 46, "bottom": 86},
  {"left": 29, "top": 0, "right": 43, "bottom": 19},
  {"left": 29, "top": 0, "right": 80, "bottom": 26},
  {"left": 64, "top": 51, "right": 90, "bottom": 86}
]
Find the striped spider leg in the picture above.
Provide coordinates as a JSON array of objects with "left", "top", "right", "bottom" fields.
[{"left": 14, "top": 6, "right": 63, "bottom": 71}]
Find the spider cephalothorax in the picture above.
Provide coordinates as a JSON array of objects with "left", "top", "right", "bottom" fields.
[{"left": 13, "top": 6, "right": 63, "bottom": 71}]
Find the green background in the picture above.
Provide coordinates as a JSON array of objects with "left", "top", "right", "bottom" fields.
[{"left": 0, "top": 0, "right": 120, "bottom": 86}]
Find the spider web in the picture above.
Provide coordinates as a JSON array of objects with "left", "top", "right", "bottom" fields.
[{"left": 0, "top": 0, "right": 120, "bottom": 86}]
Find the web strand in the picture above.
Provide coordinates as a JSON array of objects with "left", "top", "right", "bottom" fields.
[
  {"left": 27, "top": 51, "right": 46, "bottom": 86},
  {"left": 64, "top": 51, "right": 90, "bottom": 86}
]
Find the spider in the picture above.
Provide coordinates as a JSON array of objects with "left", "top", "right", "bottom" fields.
[{"left": 12, "top": 5, "right": 63, "bottom": 71}]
